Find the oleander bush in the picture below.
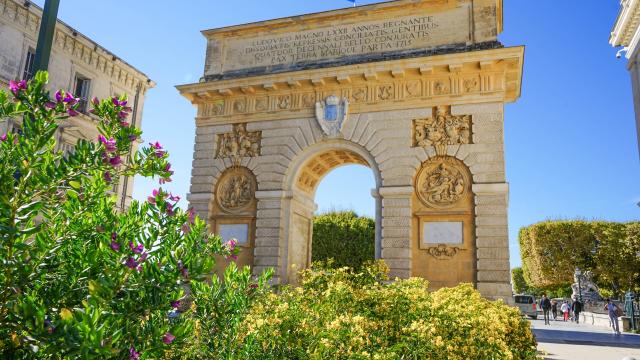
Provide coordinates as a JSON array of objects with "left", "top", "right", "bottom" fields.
[
  {"left": 0, "top": 72, "right": 271, "bottom": 359},
  {"left": 229, "top": 261, "right": 538, "bottom": 360},
  {"left": 312, "top": 211, "right": 375, "bottom": 270}
]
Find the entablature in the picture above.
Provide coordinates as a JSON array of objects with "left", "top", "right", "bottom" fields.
[{"left": 178, "top": 46, "right": 523, "bottom": 125}]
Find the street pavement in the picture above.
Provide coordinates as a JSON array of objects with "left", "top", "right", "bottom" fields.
[{"left": 529, "top": 317, "right": 640, "bottom": 360}]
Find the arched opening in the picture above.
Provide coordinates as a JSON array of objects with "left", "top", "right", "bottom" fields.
[{"left": 283, "top": 142, "right": 381, "bottom": 284}]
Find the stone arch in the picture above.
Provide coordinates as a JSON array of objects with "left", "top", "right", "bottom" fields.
[
  {"left": 280, "top": 140, "right": 382, "bottom": 283},
  {"left": 411, "top": 155, "right": 477, "bottom": 290}
]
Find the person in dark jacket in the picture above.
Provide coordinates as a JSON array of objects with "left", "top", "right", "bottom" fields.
[
  {"left": 571, "top": 299, "right": 583, "bottom": 324},
  {"left": 541, "top": 294, "right": 552, "bottom": 325}
]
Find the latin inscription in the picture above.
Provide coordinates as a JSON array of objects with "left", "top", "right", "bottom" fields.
[{"left": 221, "top": 7, "right": 470, "bottom": 72}]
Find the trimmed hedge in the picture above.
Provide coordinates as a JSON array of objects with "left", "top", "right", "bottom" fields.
[
  {"left": 519, "top": 220, "right": 640, "bottom": 295},
  {"left": 312, "top": 211, "right": 375, "bottom": 270}
]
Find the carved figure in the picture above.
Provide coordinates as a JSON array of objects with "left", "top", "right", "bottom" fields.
[
  {"left": 434, "top": 80, "right": 449, "bottom": 95},
  {"left": 315, "top": 95, "right": 349, "bottom": 137},
  {"left": 352, "top": 88, "right": 367, "bottom": 102},
  {"left": 216, "top": 169, "right": 255, "bottom": 212},
  {"left": 413, "top": 106, "right": 471, "bottom": 155},
  {"left": 233, "top": 99, "right": 246, "bottom": 113},
  {"left": 216, "top": 123, "right": 262, "bottom": 159},
  {"left": 416, "top": 157, "right": 468, "bottom": 208}
]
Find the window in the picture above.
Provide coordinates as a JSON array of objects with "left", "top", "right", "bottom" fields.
[
  {"left": 74, "top": 75, "right": 91, "bottom": 113},
  {"left": 23, "top": 48, "right": 35, "bottom": 80}
]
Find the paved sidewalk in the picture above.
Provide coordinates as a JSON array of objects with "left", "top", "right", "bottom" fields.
[{"left": 530, "top": 318, "right": 640, "bottom": 360}]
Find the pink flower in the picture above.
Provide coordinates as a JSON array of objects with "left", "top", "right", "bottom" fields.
[
  {"left": 9, "top": 80, "right": 27, "bottom": 95},
  {"left": 162, "top": 332, "right": 175, "bottom": 345},
  {"left": 159, "top": 177, "right": 172, "bottom": 185},
  {"left": 44, "top": 102, "right": 56, "bottom": 109},
  {"left": 117, "top": 111, "right": 128, "bottom": 120},
  {"left": 149, "top": 141, "right": 165, "bottom": 158},
  {"left": 129, "top": 347, "right": 140, "bottom": 360},
  {"left": 63, "top": 92, "right": 78, "bottom": 105},
  {"left": 0, "top": 133, "right": 6, "bottom": 142},
  {"left": 55, "top": 90, "right": 63, "bottom": 103},
  {"left": 168, "top": 194, "right": 180, "bottom": 202},
  {"left": 110, "top": 240, "right": 120, "bottom": 252},
  {"left": 139, "top": 252, "right": 148, "bottom": 263},
  {"left": 226, "top": 239, "right": 238, "bottom": 251},
  {"left": 171, "top": 300, "right": 181, "bottom": 308},
  {"left": 181, "top": 223, "right": 191, "bottom": 234},
  {"left": 67, "top": 108, "right": 79, "bottom": 117},
  {"left": 124, "top": 257, "right": 138, "bottom": 269},
  {"left": 120, "top": 121, "right": 130, "bottom": 127},
  {"left": 109, "top": 155, "right": 122, "bottom": 166},
  {"left": 99, "top": 135, "right": 117, "bottom": 152},
  {"left": 91, "top": 97, "right": 99, "bottom": 106},
  {"left": 129, "top": 241, "right": 144, "bottom": 254},
  {"left": 128, "top": 134, "right": 137, "bottom": 142},
  {"left": 104, "top": 171, "right": 112, "bottom": 183}
]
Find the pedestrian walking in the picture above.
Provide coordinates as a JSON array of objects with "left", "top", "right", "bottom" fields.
[
  {"left": 561, "top": 301, "right": 570, "bottom": 321},
  {"left": 541, "top": 294, "right": 552, "bottom": 325},
  {"left": 572, "top": 299, "right": 582, "bottom": 324},
  {"left": 605, "top": 298, "right": 621, "bottom": 334},
  {"left": 551, "top": 300, "right": 558, "bottom": 321}
]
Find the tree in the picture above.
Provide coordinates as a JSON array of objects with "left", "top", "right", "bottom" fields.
[
  {"left": 511, "top": 267, "right": 529, "bottom": 294},
  {"left": 0, "top": 73, "right": 270, "bottom": 358},
  {"left": 518, "top": 220, "right": 640, "bottom": 297},
  {"left": 312, "top": 211, "right": 375, "bottom": 270}
]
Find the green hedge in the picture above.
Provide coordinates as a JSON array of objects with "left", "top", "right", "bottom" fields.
[
  {"left": 312, "top": 211, "right": 375, "bottom": 270},
  {"left": 519, "top": 220, "right": 640, "bottom": 295}
]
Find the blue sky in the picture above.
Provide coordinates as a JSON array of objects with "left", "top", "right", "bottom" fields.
[{"left": 36, "top": 0, "right": 640, "bottom": 268}]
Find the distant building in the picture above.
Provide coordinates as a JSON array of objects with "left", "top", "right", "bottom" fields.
[
  {"left": 611, "top": 0, "right": 640, "bottom": 159},
  {"left": 0, "top": 0, "right": 155, "bottom": 209}
]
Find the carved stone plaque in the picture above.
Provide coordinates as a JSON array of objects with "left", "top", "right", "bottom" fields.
[
  {"left": 415, "top": 156, "right": 470, "bottom": 209},
  {"left": 422, "top": 221, "right": 463, "bottom": 245},
  {"left": 219, "top": 224, "right": 249, "bottom": 245},
  {"left": 215, "top": 167, "right": 256, "bottom": 212}
]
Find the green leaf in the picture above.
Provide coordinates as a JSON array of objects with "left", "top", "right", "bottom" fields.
[{"left": 69, "top": 180, "right": 81, "bottom": 189}]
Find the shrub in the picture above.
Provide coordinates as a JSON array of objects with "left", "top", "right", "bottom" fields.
[
  {"left": 233, "top": 261, "right": 538, "bottom": 359},
  {"left": 0, "top": 73, "right": 270, "bottom": 359},
  {"left": 312, "top": 211, "right": 375, "bottom": 270}
]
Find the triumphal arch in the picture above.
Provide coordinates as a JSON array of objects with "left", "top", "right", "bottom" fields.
[{"left": 178, "top": 0, "right": 523, "bottom": 301}]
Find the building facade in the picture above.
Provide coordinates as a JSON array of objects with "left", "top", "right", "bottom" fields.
[
  {"left": 0, "top": 0, "right": 155, "bottom": 209},
  {"left": 179, "top": 0, "right": 523, "bottom": 302},
  {"left": 611, "top": 0, "right": 640, "bottom": 159}
]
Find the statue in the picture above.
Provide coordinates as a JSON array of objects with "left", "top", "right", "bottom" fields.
[{"left": 571, "top": 270, "right": 602, "bottom": 303}]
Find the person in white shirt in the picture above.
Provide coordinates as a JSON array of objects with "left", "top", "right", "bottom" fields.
[{"left": 560, "top": 301, "right": 570, "bottom": 322}]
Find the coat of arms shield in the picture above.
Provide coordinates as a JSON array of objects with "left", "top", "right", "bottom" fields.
[{"left": 315, "top": 95, "right": 349, "bottom": 137}]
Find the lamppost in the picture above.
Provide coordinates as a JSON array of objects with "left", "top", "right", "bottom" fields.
[
  {"left": 33, "top": 0, "right": 61, "bottom": 73},
  {"left": 575, "top": 268, "right": 583, "bottom": 303}
]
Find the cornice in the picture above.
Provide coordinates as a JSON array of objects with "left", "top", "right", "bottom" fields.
[
  {"left": 611, "top": 0, "right": 640, "bottom": 47},
  {"left": 177, "top": 46, "right": 524, "bottom": 125},
  {"left": 0, "top": 0, "right": 155, "bottom": 91},
  {"left": 202, "top": 0, "right": 503, "bottom": 38}
]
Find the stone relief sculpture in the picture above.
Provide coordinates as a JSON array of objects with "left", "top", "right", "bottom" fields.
[
  {"left": 413, "top": 106, "right": 471, "bottom": 155},
  {"left": 416, "top": 157, "right": 469, "bottom": 209},
  {"left": 315, "top": 95, "right": 349, "bottom": 137},
  {"left": 427, "top": 244, "right": 461, "bottom": 259},
  {"left": 216, "top": 167, "right": 256, "bottom": 212},
  {"left": 215, "top": 123, "right": 261, "bottom": 161}
]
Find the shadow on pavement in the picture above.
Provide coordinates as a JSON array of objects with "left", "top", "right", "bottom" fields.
[{"left": 534, "top": 328, "right": 640, "bottom": 349}]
